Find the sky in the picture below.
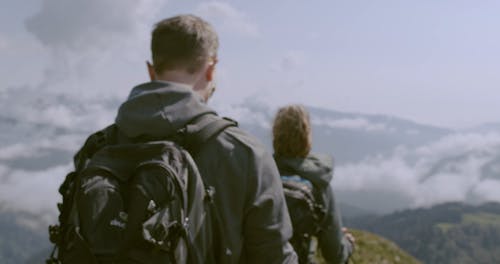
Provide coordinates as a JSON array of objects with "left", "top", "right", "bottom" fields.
[
  {"left": 1, "top": 0, "right": 499, "bottom": 129},
  {"left": 2, "top": 0, "right": 500, "bottom": 222}
]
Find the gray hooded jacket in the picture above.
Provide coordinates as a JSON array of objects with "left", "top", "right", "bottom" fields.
[
  {"left": 115, "top": 81, "right": 297, "bottom": 263},
  {"left": 274, "top": 154, "right": 353, "bottom": 264}
]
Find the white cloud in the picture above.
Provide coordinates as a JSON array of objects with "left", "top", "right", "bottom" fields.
[
  {"left": 195, "top": 1, "right": 260, "bottom": 37},
  {"left": 472, "top": 179, "right": 500, "bottom": 201},
  {"left": 3, "top": 0, "right": 155, "bottom": 142},
  {"left": 0, "top": 85, "right": 117, "bottom": 137},
  {"left": 335, "top": 132, "right": 500, "bottom": 209},
  {"left": 30, "top": 100, "right": 115, "bottom": 131},
  {"left": 0, "top": 144, "right": 37, "bottom": 160},
  {"left": 25, "top": 0, "right": 163, "bottom": 53},
  {"left": 414, "top": 156, "right": 489, "bottom": 206},
  {"left": 0, "top": 134, "right": 85, "bottom": 161},
  {"left": 20, "top": 0, "right": 167, "bottom": 98},
  {"left": 312, "top": 117, "right": 393, "bottom": 132},
  {"left": 0, "top": 164, "right": 71, "bottom": 222},
  {"left": 336, "top": 155, "right": 418, "bottom": 194},
  {"left": 415, "top": 132, "right": 500, "bottom": 160},
  {"left": 215, "top": 103, "right": 273, "bottom": 129}
]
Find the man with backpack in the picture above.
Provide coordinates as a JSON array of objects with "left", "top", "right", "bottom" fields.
[{"left": 49, "top": 15, "right": 297, "bottom": 263}]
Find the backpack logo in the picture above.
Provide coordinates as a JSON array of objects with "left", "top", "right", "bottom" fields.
[{"left": 109, "top": 212, "right": 128, "bottom": 229}]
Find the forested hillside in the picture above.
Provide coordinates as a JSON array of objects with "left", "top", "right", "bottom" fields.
[{"left": 347, "top": 202, "right": 500, "bottom": 264}]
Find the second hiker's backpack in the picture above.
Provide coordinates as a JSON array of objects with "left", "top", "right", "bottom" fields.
[
  {"left": 281, "top": 175, "right": 326, "bottom": 264},
  {"left": 48, "top": 116, "right": 236, "bottom": 264}
]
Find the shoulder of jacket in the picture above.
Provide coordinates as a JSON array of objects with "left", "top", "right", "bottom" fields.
[{"left": 218, "top": 125, "right": 267, "bottom": 154}]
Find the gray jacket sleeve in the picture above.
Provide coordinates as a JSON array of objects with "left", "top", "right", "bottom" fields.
[
  {"left": 317, "top": 185, "right": 353, "bottom": 264},
  {"left": 241, "top": 149, "right": 298, "bottom": 264}
]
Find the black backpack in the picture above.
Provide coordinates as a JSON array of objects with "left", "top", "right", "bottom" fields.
[
  {"left": 47, "top": 115, "right": 236, "bottom": 264},
  {"left": 281, "top": 175, "right": 326, "bottom": 264}
]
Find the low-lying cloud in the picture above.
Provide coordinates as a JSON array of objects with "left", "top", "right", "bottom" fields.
[
  {"left": 215, "top": 103, "right": 273, "bottom": 129},
  {"left": 335, "top": 132, "right": 500, "bottom": 210},
  {"left": 0, "top": 163, "right": 70, "bottom": 225},
  {"left": 312, "top": 117, "right": 393, "bottom": 133}
]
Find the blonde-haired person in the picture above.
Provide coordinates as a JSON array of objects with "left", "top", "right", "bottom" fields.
[{"left": 273, "top": 105, "right": 355, "bottom": 264}]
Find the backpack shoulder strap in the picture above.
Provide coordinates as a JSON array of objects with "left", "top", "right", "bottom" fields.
[
  {"left": 73, "top": 115, "right": 236, "bottom": 169},
  {"left": 73, "top": 124, "right": 118, "bottom": 171},
  {"left": 181, "top": 115, "right": 238, "bottom": 154},
  {"left": 178, "top": 114, "right": 237, "bottom": 259}
]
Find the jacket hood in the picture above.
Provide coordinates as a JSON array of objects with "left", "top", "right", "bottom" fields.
[
  {"left": 274, "top": 153, "right": 334, "bottom": 187},
  {"left": 115, "top": 81, "right": 214, "bottom": 138}
]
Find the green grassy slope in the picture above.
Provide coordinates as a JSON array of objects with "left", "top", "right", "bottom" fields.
[
  {"left": 315, "top": 229, "right": 421, "bottom": 264},
  {"left": 347, "top": 202, "right": 500, "bottom": 264}
]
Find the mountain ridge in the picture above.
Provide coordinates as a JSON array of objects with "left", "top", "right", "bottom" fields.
[{"left": 346, "top": 201, "right": 500, "bottom": 264}]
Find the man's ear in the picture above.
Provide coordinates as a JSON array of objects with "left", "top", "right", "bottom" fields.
[
  {"left": 205, "top": 59, "right": 217, "bottom": 81},
  {"left": 147, "top": 61, "right": 156, "bottom": 81}
]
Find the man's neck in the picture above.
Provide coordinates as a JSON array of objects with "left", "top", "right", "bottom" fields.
[{"left": 156, "top": 70, "right": 196, "bottom": 86}]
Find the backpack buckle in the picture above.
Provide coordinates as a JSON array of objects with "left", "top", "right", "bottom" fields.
[{"left": 48, "top": 225, "right": 61, "bottom": 244}]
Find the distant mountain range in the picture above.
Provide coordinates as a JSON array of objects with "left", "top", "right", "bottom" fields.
[
  {"left": 230, "top": 100, "right": 452, "bottom": 164},
  {"left": 346, "top": 202, "right": 500, "bottom": 264}
]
